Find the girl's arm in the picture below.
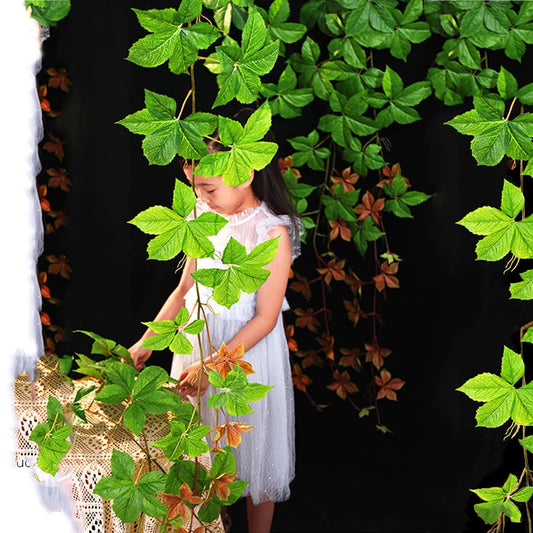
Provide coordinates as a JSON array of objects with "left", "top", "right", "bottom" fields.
[
  {"left": 129, "top": 256, "right": 196, "bottom": 370},
  {"left": 179, "top": 225, "right": 292, "bottom": 395}
]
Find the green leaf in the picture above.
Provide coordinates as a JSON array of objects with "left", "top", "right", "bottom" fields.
[
  {"left": 128, "top": 7, "right": 219, "bottom": 74},
  {"left": 457, "top": 207, "right": 512, "bottom": 236},
  {"left": 213, "top": 11, "right": 279, "bottom": 107},
  {"left": 29, "top": 396, "right": 72, "bottom": 476},
  {"left": 457, "top": 373, "right": 512, "bottom": 402},
  {"left": 500, "top": 180, "right": 524, "bottom": 219},
  {"left": 196, "top": 105, "right": 278, "bottom": 186},
  {"left": 94, "top": 449, "right": 166, "bottom": 523},
  {"left": 497, "top": 66, "right": 518, "bottom": 100},
  {"left": 520, "top": 434, "right": 533, "bottom": 453},
  {"left": 75, "top": 330, "right": 135, "bottom": 367},
  {"left": 26, "top": 0, "right": 71, "bottom": 26},
  {"left": 513, "top": 486, "right": 533, "bottom": 502},
  {"left": 474, "top": 501, "right": 503, "bottom": 524},
  {"left": 475, "top": 391, "right": 514, "bottom": 428},
  {"left": 501, "top": 346, "right": 524, "bottom": 385},
  {"left": 510, "top": 269, "right": 533, "bottom": 300}
]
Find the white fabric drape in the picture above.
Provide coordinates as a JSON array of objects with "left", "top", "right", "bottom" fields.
[{"left": 0, "top": 2, "right": 75, "bottom": 531}]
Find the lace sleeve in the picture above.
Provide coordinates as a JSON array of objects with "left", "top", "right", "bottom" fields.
[{"left": 256, "top": 211, "right": 303, "bottom": 262}]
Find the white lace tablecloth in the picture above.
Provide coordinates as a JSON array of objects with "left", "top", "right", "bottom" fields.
[{"left": 14, "top": 354, "right": 224, "bottom": 533}]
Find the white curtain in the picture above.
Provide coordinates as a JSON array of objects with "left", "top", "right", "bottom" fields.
[{"left": 0, "top": 2, "right": 75, "bottom": 531}]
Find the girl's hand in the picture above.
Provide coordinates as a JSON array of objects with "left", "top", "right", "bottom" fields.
[
  {"left": 179, "top": 361, "right": 210, "bottom": 397},
  {"left": 128, "top": 339, "right": 152, "bottom": 371}
]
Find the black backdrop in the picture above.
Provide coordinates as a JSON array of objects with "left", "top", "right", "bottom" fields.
[{"left": 39, "top": 1, "right": 533, "bottom": 532}]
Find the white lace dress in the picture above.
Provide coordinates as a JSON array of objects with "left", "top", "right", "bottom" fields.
[{"left": 170, "top": 200, "right": 300, "bottom": 504}]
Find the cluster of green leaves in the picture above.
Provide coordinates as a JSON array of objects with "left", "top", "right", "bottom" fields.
[
  {"left": 445, "top": 4, "right": 533, "bottom": 528},
  {"left": 31, "top": 328, "right": 271, "bottom": 526},
  {"left": 457, "top": 179, "right": 533, "bottom": 263},
  {"left": 26, "top": 0, "right": 71, "bottom": 27},
  {"left": 29, "top": 396, "right": 72, "bottom": 476},
  {"left": 425, "top": 1, "right": 533, "bottom": 106}
]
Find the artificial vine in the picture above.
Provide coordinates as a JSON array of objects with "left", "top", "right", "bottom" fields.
[{"left": 24, "top": 0, "right": 533, "bottom": 530}]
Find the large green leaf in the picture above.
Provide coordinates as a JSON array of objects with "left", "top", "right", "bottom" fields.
[
  {"left": 29, "top": 396, "right": 71, "bottom": 476},
  {"left": 195, "top": 104, "right": 278, "bottom": 186},
  {"left": 192, "top": 236, "right": 279, "bottom": 309},
  {"left": 117, "top": 90, "right": 218, "bottom": 165},
  {"left": 127, "top": 6, "right": 220, "bottom": 74},
  {"left": 211, "top": 9, "right": 279, "bottom": 107},
  {"left": 94, "top": 449, "right": 167, "bottom": 523},
  {"left": 130, "top": 179, "right": 227, "bottom": 260}
]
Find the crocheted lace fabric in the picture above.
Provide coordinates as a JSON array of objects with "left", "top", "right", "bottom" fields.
[{"left": 14, "top": 354, "right": 224, "bottom": 533}]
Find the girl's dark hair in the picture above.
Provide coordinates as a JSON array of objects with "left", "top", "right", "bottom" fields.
[{"left": 206, "top": 108, "right": 297, "bottom": 218}]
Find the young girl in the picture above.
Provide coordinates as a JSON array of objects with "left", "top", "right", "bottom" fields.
[{"left": 129, "top": 112, "right": 301, "bottom": 533}]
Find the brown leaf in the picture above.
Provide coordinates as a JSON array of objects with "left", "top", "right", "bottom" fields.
[
  {"left": 339, "top": 348, "right": 362, "bottom": 371},
  {"left": 43, "top": 135, "right": 65, "bottom": 161},
  {"left": 375, "top": 369, "right": 405, "bottom": 401},
  {"left": 326, "top": 370, "right": 358, "bottom": 399},
  {"left": 331, "top": 166, "right": 359, "bottom": 192},
  {"left": 294, "top": 308, "right": 320, "bottom": 332},
  {"left": 284, "top": 325, "right": 298, "bottom": 352},
  {"left": 46, "top": 67, "right": 72, "bottom": 92},
  {"left": 317, "top": 258, "right": 346, "bottom": 284},
  {"left": 364, "top": 343, "right": 391, "bottom": 369},
  {"left": 373, "top": 261, "right": 399, "bottom": 292},
  {"left": 292, "top": 364, "right": 312, "bottom": 392},
  {"left": 328, "top": 219, "right": 352, "bottom": 242},
  {"left": 289, "top": 272, "right": 312, "bottom": 300},
  {"left": 215, "top": 422, "right": 252, "bottom": 448},
  {"left": 46, "top": 254, "right": 72, "bottom": 279},
  {"left": 354, "top": 191, "right": 385, "bottom": 224},
  {"left": 206, "top": 343, "right": 254, "bottom": 378},
  {"left": 38, "top": 85, "right": 51, "bottom": 112},
  {"left": 160, "top": 493, "right": 189, "bottom": 522},
  {"left": 38, "top": 185, "right": 51, "bottom": 212},
  {"left": 47, "top": 168, "right": 71, "bottom": 192}
]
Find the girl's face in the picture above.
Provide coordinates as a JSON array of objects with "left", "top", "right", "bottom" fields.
[{"left": 183, "top": 166, "right": 258, "bottom": 216}]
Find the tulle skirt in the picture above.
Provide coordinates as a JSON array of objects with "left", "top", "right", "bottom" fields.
[{"left": 170, "top": 313, "right": 295, "bottom": 504}]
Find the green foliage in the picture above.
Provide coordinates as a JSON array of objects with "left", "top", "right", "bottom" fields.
[
  {"left": 93, "top": 449, "right": 167, "bottom": 523},
  {"left": 471, "top": 474, "right": 533, "bottom": 524},
  {"left": 457, "top": 180, "right": 533, "bottom": 262},
  {"left": 117, "top": 90, "right": 218, "bottom": 165},
  {"left": 127, "top": 4, "right": 220, "bottom": 75},
  {"left": 129, "top": 178, "right": 227, "bottom": 260},
  {"left": 192, "top": 235, "right": 279, "bottom": 309},
  {"left": 29, "top": 396, "right": 72, "bottom": 475},
  {"left": 195, "top": 104, "right": 278, "bottom": 186},
  {"left": 26, "top": 0, "right": 71, "bottom": 27},
  {"left": 446, "top": 96, "right": 533, "bottom": 166},
  {"left": 142, "top": 307, "right": 205, "bottom": 354},
  {"left": 457, "top": 347, "right": 533, "bottom": 428},
  {"left": 209, "top": 8, "right": 280, "bottom": 107},
  {"left": 207, "top": 364, "right": 273, "bottom": 416}
]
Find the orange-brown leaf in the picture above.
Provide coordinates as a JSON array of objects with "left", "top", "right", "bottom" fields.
[
  {"left": 326, "top": 370, "right": 358, "bottom": 399},
  {"left": 292, "top": 364, "right": 312, "bottom": 392},
  {"left": 317, "top": 258, "right": 346, "bottom": 284},
  {"left": 364, "top": 343, "right": 391, "bottom": 369},
  {"left": 161, "top": 493, "right": 189, "bottom": 522},
  {"left": 375, "top": 369, "right": 405, "bottom": 401},
  {"left": 46, "top": 254, "right": 72, "bottom": 279},
  {"left": 180, "top": 482, "right": 203, "bottom": 505},
  {"left": 354, "top": 191, "right": 385, "bottom": 224},
  {"left": 43, "top": 135, "right": 65, "bottom": 161},
  {"left": 289, "top": 272, "right": 312, "bottom": 300},
  {"left": 285, "top": 325, "right": 298, "bottom": 352},
  {"left": 328, "top": 219, "right": 352, "bottom": 242},
  {"left": 294, "top": 308, "right": 320, "bottom": 332},
  {"left": 47, "top": 168, "right": 71, "bottom": 191},
  {"left": 331, "top": 166, "right": 359, "bottom": 192},
  {"left": 339, "top": 348, "right": 362, "bottom": 371},
  {"left": 206, "top": 342, "right": 254, "bottom": 378},
  {"left": 38, "top": 85, "right": 51, "bottom": 112},
  {"left": 215, "top": 422, "right": 252, "bottom": 448},
  {"left": 46, "top": 67, "right": 72, "bottom": 92}
]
